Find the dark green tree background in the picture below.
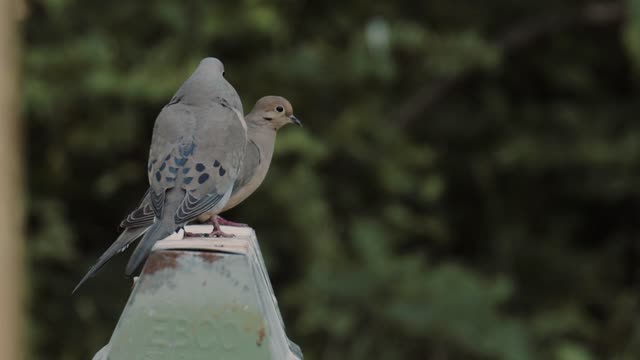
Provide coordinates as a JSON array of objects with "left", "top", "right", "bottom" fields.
[{"left": 25, "top": 0, "right": 640, "bottom": 359}]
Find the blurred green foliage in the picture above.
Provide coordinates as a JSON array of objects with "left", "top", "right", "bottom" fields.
[{"left": 25, "top": 0, "right": 640, "bottom": 359}]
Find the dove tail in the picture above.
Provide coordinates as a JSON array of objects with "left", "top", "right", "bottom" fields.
[
  {"left": 72, "top": 226, "right": 149, "bottom": 294},
  {"left": 124, "top": 221, "right": 173, "bottom": 276}
]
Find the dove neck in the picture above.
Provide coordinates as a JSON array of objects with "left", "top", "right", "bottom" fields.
[{"left": 248, "top": 125, "right": 276, "bottom": 162}]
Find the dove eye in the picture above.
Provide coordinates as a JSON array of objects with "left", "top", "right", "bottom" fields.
[{"left": 275, "top": 105, "right": 284, "bottom": 113}]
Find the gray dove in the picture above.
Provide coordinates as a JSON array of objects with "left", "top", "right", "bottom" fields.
[
  {"left": 73, "top": 96, "right": 299, "bottom": 292},
  {"left": 125, "top": 57, "right": 247, "bottom": 277}
]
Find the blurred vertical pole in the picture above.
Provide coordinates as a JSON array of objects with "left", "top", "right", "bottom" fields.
[{"left": 0, "top": 0, "right": 25, "bottom": 359}]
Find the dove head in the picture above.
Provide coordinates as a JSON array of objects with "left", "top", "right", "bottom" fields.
[
  {"left": 248, "top": 96, "right": 302, "bottom": 131},
  {"left": 178, "top": 57, "right": 243, "bottom": 112},
  {"left": 199, "top": 57, "right": 225, "bottom": 75}
]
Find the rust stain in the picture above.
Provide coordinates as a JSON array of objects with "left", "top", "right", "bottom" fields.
[
  {"left": 142, "top": 251, "right": 180, "bottom": 275},
  {"left": 256, "top": 326, "right": 266, "bottom": 346},
  {"left": 198, "top": 252, "right": 222, "bottom": 264}
]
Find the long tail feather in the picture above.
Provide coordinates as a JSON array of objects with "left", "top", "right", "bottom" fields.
[
  {"left": 125, "top": 222, "right": 173, "bottom": 276},
  {"left": 73, "top": 226, "right": 149, "bottom": 294}
]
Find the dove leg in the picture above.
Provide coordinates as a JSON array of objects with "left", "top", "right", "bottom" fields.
[
  {"left": 184, "top": 216, "right": 236, "bottom": 238},
  {"left": 215, "top": 215, "right": 248, "bottom": 227},
  {"left": 209, "top": 216, "right": 235, "bottom": 238}
]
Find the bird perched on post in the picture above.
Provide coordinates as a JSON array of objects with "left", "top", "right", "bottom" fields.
[
  {"left": 125, "top": 57, "right": 248, "bottom": 277},
  {"left": 73, "top": 95, "right": 301, "bottom": 293},
  {"left": 194, "top": 96, "right": 301, "bottom": 231}
]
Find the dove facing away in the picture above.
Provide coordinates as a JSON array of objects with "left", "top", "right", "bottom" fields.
[
  {"left": 73, "top": 96, "right": 300, "bottom": 292},
  {"left": 124, "top": 57, "right": 247, "bottom": 277}
]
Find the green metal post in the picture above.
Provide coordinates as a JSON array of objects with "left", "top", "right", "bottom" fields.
[{"left": 94, "top": 226, "right": 303, "bottom": 360}]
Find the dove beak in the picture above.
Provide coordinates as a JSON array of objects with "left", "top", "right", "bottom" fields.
[{"left": 289, "top": 115, "right": 302, "bottom": 127}]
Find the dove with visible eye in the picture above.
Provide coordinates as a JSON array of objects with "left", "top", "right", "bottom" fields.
[{"left": 73, "top": 95, "right": 301, "bottom": 292}]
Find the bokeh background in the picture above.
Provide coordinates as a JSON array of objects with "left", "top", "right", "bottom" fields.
[{"left": 25, "top": 1, "right": 640, "bottom": 359}]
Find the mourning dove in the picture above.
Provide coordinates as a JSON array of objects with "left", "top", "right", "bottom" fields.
[
  {"left": 127, "top": 57, "right": 247, "bottom": 277},
  {"left": 73, "top": 96, "right": 299, "bottom": 292},
  {"left": 193, "top": 96, "right": 301, "bottom": 230}
]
